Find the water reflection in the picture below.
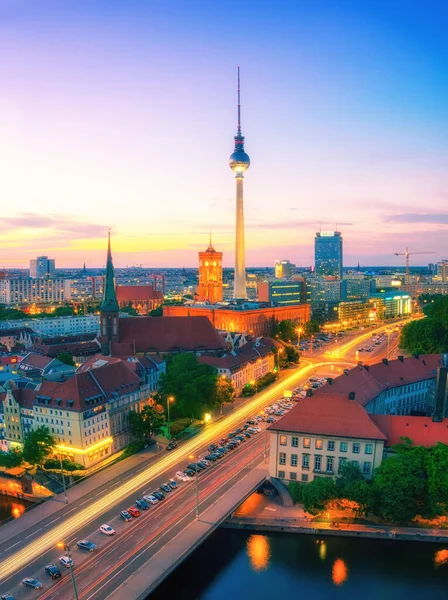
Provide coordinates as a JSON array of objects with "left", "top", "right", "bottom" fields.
[
  {"left": 434, "top": 549, "right": 448, "bottom": 568},
  {"left": 247, "top": 534, "right": 270, "bottom": 571},
  {"left": 332, "top": 558, "right": 348, "bottom": 586},
  {"left": 318, "top": 540, "right": 327, "bottom": 561},
  {"left": 11, "top": 503, "right": 25, "bottom": 519}
]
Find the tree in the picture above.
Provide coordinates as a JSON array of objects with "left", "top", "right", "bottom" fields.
[
  {"left": 56, "top": 352, "right": 75, "bottom": 367},
  {"left": 288, "top": 481, "right": 304, "bottom": 504},
  {"left": 120, "top": 304, "right": 138, "bottom": 316},
  {"left": 149, "top": 305, "right": 163, "bottom": 317},
  {"left": 283, "top": 344, "right": 300, "bottom": 364},
  {"left": 274, "top": 320, "right": 297, "bottom": 343},
  {"left": 301, "top": 477, "right": 337, "bottom": 515},
  {"left": 304, "top": 320, "right": 320, "bottom": 336},
  {"left": 0, "top": 448, "right": 23, "bottom": 468},
  {"left": 399, "top": 295, "right": 448, "bottom": 354},
  {"left": 425, "top": 443, "right": 448, "bottom": 509},
  {"left": 215, "top": 376, "right": 235, "bottom": 406},
  {"left": 128, "top": 404, "right": 165, "bottom": 441},
  {"left": 22, "top": 426, "right": 55, "bottom": 466},
  {"left": 336, "top": 462, "right": 364, "bottom": 490},
  {"left": 341, "top": 480, "right": 375, "bottom": 517}
]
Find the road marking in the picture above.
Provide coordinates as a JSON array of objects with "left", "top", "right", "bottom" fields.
[
  {"left": 4, "top": 541, "right": 20, "bottom": 551},
  {"left": 64, "top": 507, "right": 77, "bottom": 515},
  {"left": 45, "top": 517, "right": 61, "bottom": 527},
  {"left": 264, "top": 507, "right": 276, "bottom": 512},
  {"left": 25, "top": 528, "right": 42, "bottom": 539},
  {"left": 79, "top": 500, "right": 89, "bottom": 506}
]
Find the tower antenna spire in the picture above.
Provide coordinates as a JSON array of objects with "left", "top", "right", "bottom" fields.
[{"left": 237, "top": 66, "right": 241, "bottom": 135}]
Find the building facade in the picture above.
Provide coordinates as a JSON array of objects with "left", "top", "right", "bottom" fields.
[
  {"left": 315, "top": 231, "right": 343, "bottom": 279},
  {"left": 0, "top": 315, "right": 100, "bottom": 337},
  {"left": 258, "top": 280, "right": 306, "bottom": 306},
  {"left": 30, "top": 256, "right": 55, "bottom": 279},
  {"left": 116, "top": 285, "right": 164, "bottom": 313},
  {"left": 274, "top": 260, "right": 296, "bottom": 279},
  {"left": 197, "top": 240, "right": 223, "bottom": 304},
  {"left": 0, "top": 278, "right": 65, "bottom": 305}
]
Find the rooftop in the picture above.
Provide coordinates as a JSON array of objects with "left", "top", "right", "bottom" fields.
[{"left": 370, "top": 414, "right": 448, "bottom": 447}]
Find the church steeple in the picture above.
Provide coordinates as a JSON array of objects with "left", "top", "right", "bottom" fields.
[{"left": 100, "top": 230, "right": 119, "bottom": 313}]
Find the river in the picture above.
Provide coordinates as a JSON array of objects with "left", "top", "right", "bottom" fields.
[
  {"left": 0, "top": 495, "right": 31, "bottom": 525},
  {"left": 150, "top": 529, "right": 448, "bottom": 599}
]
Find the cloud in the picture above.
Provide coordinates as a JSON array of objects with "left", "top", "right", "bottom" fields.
[
  {"left": 384, "top": 213, "right": 448, "bottom": 224},
  {"left": 0, "top": 213, "right": 107, "bottom": 239}
]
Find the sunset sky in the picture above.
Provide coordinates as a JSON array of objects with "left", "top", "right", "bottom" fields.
[{"left": 1, "top": 0, "right": 447, "bottom": 268}]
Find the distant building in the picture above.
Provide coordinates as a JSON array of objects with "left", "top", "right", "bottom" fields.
[
  {"left": 315, "top": 231, "right": 343, "bottom": 278},
  {"left": 197, "top": 238, "right": 223, "bottom": 304},
  {"left": 306, "top": 278, "right": 342, "bottom": 304},
  {"left": 274, "top": 260, "right": 296, "bottom": 279},
  {"left": 343, "top": 277, "right": 376, "bottom": 301},
  {"left": 337, "top": 299, "right": 383, "bottom": 327},
  {"left": 371, "top": 290, "right": 411, "bottom": 318},
  {"left": 436, "top": 260, "right": 448, "bottom": 283},
  {"left": 30, "top": 256, "right": 55, "bottom": 279},
  {"left": 64, "top": 277, "right": 104, "bottom": 301},
  {"left": 0, "top": 327, "right": 34, "bottom": 352},
  {"left": 0, "top": 278, "right": 65, "bottom": 305},
  {"left": 17, "top": 352, "right": 76, "bottom": 381},
  {"left": 116, "top": 285, "right": 164, "bottom": 314},
  {"left": 0, "top": 315, "right": 100, "bottom": 337},
  {"left": 258, "top": 280, "right": 305, "bottom": 306}
]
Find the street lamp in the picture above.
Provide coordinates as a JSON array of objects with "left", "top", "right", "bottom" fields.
[
  {"left": 261, "top": 410, "right": 268, "bottom": 463},
  {"left": 167, "top": 396, "right": 174, "bottom": 439},
  {"left": 189, "top": 454, "right": 199, "bottom": 520},
  {"left": 296, "top": 326, "right": 304, "bottom": 351},
  {"left": 58, "top": 452, "right": 68, "bottom": 505},
  {"left": 57, "top": 542, "right": 78, "bottom": 600}
]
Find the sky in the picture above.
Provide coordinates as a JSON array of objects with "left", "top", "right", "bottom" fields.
[{"left": 1, "top": 0, "right": 448, "bottom": 268}]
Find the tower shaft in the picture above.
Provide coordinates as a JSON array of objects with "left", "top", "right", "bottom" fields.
[{"left": 234, "top": 174, "right": 247, "bottom": 300}]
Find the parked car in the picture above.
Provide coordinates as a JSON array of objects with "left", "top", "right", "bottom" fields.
[
  {"left": 76, "top": 540, "right": 97, "bottom": 552},
  {"left": 235, "top": 428, "right": 243, "bottom": 434},
  {"left": 204, "top": 454, "right": 217, "bottom": 461},
  {"left": 166, "top": 441, "right": 178, "bottom": 451},
  {"left": 1, "top": 594, "right": 16, "bottom": 600},
  {"left": 120, "top": 510, "right": 132, "bottom": 521},
  {"left": 143, "top": 494, "right": 159, "bottom": 504},
  {"left": 128, "top": 507, "right": 141, "bottom": 517},
  {"left": 176, "top": 471, "right": 190, "bottom": 482},
  {"left": 187, "top": 463, "right": 200, "bottom": 472},
  {"left": 59, "top": 556, "right": 74, "bottom": 569},
  {"left": 135, "top": 499, "right": 150, "bottom": 511},
  {"left": 184, "top": 468, "right": 195, "bottom": 477},
  {"left": 208, "top": 444, "right": 217, "bottom": 452},
  {"left": 168, "top": 479, "right": 177, "bottom": 489},
  {"left": 160, "top": 483, "right": 172, "bottom": 493},
  {"left": 243, "top": 432, "right": 251, "bottom": 438},
  {"left": 200, "top": 458, "right": 211, "bottom": 466},
  {"left": 100, "top": 524, "right": 115, "bottom": 535},
  {"left": 197, "top": 461, "right": 208, "bottom": 469},
  {"left": 22, "top": 579, "right": 42, "bottom": 590},
  {"left": 153, "top": 491, "right": 165, "bottom": 501},
  {"left": 235, "top": 435, "right": 245, "bottom": 443},
  {"left": 243, "top": 424, "right": 249, "bottom": 430},
  {"left": 45, "top": 564, "right": 62, "bottom": 579},
  {"left": 266, "top": 416, "right": 276, "bottom": 423}
]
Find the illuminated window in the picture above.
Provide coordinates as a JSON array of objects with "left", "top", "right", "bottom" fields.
[
  {"left": 315, "top": 439, "right": 323, "bottom": 450},
  {"left": 279, "top": 452, "right": 286, "bottom": 465},
  {"left": 340, "top": 441, "right": 347, "bottom": 452},
  {"left": 279, "top": 435, "right": 287, "bottom": 446},
  {"left": 303, "top": 438, "right": 311, "bottom": 448},
  {"left": 365, "top": 443, "right": 373, "bottom": 455}
]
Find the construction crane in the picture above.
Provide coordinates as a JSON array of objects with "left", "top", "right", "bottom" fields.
[{"left": 394, "top": 247, "right": 435, "bottom": 283}]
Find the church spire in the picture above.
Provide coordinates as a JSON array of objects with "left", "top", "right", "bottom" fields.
[
  {"left": 207, "top": 231, "right": 215, "bottom": 252},
  {"left": 100, "top": 230, "right": 119, "bottom": 313}
]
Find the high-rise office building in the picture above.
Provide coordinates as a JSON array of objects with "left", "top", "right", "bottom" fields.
[
  {"left": 436, "top": 260, "right": 448, "bottom": 283},
  {"left": 197, "top": 236, "right": 223, "bottom": 304},
  {"left": 315, "top": 231, "right": 343, "bottom": 279},
  {"left": 229, "top": 68, "right": 250, "bottom": 300},
  {"left": 30, "top": 256, "right": 55, "bottom": 278},
  {"left": 274, "top": 260, "right": 296, "bottom": 279}
]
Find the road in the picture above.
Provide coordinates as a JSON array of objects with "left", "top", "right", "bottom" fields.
[{"left": 0, "top": 320, "right": 408, "bottom": 598}]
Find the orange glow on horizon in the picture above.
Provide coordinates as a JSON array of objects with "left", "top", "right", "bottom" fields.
[{"left": 247, "top": 534, "right": 270, "bottom": 571}]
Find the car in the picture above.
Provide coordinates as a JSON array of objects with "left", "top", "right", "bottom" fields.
[
  {"left": 76, "top": 540, "right": 97, "bottom": 552},
  {"left": 120, "top": 510, "right": 132, "bottom": 521},
  {"left": 255, "top": 416, "right": 264, "bottom": 422},
  {"left": 197, "top": 460, "right": 208, "bottom": 469},
  {"left": 1, "top": 594, "right": 16, "bottom": 600},
  {"left": 247, "top": 428, "right": 258, "bottom": 434},
  {"left": 143, "top": 494, "right": 159, "bottom": 504},
  {"left": 153, "top": 491, "right": 165, "bottom": 501},
  {"left": 228, "top": 432, "right": 236, "bottom": 439},
  {"left": 45, "top": 564, "right": 62, "bottom": 579},
  {"left": 235, "top": 428, "right": 243, "bottom": 434},
  {"left": 199, "top": 458, "right": 211, "bottom": 466},
  {"left": 135, "top": 499, "right": 150, "bottom": 510},
  {"left": 128, "top": 507, "right": 141, "bottom": 517},
  {"left": 235, "top": 435, "right": 245, "bottom": 442},
  {"left": 204, "top": 454, "right": 217, "bottom": 461},
  {"left": 220, "top": 437, "right": 227, "bottom": 444},
  {"left": 210, "top": 452, "right": 221, "bottom": 460},
  {"left": 247, "top": 419, "right": 257, "bottom": 425},
  {"left": 166, "top": 441, "right": 178, "bottom": 451},
  {"left": 226, "top": 443, "right": 235, "bottom": 451},
  {"left": 208, "top": 444, "right": 217, "bottom": 452},
  {"left": 100, "top": 524, "right": 115, "bottom": 535},
  {"left": 266, "top": 416, "right": 276, "bottom": 423},
  {"left": 243, "top": 424, "right": 249, "bottom": 430},
  {"left": 176, "top": 471, "right": 190, "bottom": 482},
  {"left": 22, "top": 579, "right": 42, "bottom": 590},
  {"left": 168, "top": 479, "right": 177, "bottom": 489},
  {"left": 243, "top": 432, "right": 251, "bottom": 438},
  {"left": 59, "top": 556, "right": 74, "bottom": 569},
  {"left": 216, "top": 447, "right": 227, "bottom": 455},
  {"left": 160, "top": 483, "right": 172, "bottom": 493},
  {"left": 187, "top": 463, "right": 200, "bottom": 472},
  {"left": 184, "top": 468, "right": 195, "bottom": 477}
]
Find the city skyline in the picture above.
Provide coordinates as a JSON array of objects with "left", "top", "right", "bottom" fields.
[{"left": 1, "top": 0, "right": 448, "bottom": 268}]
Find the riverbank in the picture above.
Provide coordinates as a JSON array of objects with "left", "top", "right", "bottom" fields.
[{"left": 225, "top": 491, "right": 448, "bottom": 544}]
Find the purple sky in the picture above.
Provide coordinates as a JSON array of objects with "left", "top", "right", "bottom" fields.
[{"left": 1, "top": 0, "right": 447, "bottom": 268}]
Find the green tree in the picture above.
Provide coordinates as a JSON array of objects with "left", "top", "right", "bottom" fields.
[
  {"left": 283, "top": 344, "right": 300, "bottom": 364},
  {"left": 56, "top": 351, "right": 75, "bottom": 367},
  {"left": 288, "top": 481, "right": 304, "bottom": 504},
  {"left": 0, "top": 448, "right": 23, "bottom": 468},
  {"left": 336, "top": 462, "right": 364, "bottom": 490},
  {"left": 120, "top": 304, "right": 138, "bottom": 316},
  {"left": 149, "top": 305, "right": 163, "bottom": 317},
  {"left": 215, "top": 376, "right": 235, "bottom": 406},
  {"left": 22, "top": 426, "right": 55, "bottom": 466},
  {"left": 274, "top": 320, "right": 297, "bottom": 343},
  {"left": 400, "top": 295, "right": 448, "bottom": 354},
  {"left": 304, "top": 319, "right": 320, "bottom": 336},
  {"left": 301, "top": 477, "right": 337, "bottom": 515},
  {"left": 425, "top": 443, "right": 448, "bottom": 509},
  {"left": 128, "top": 404, "right": 165, "bottom": 441},
  {"left": 342, "top": 480, "right": 375, "bottom": 517}
]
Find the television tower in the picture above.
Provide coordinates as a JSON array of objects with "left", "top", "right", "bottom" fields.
[{"left": 229, "top": 67, "right": 250, "bottom": 301}]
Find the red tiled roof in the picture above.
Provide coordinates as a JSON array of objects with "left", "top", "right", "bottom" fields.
[
  {"left": 0, "top": 356, "right": 20, "bottom": 366},
  {"left": 116, "top": 316, "right": 227, "bottom": 353},
  {"left": 76, "top": 355, "right": 122, "bottom": 372},
  {"left": 29, "top": 340, "right": 101, "bottom": 358},
  {"left": 116, "top": 286, "right": 163, "bottom": 301},
  {"left": 0, "top": 382, "right": 35, "bottom": 409},
  {"left": 370, "top": 414, "right": 448, "bottom": 447},
  {"left": 18, "top": 352, "right": 54, "bottom": 371},
  {"left": 317, "top": 354, "right": 442, "bottom": 406},
  {"left": 198, "top": 338, "right": 275, "bottom": 371},
  {"left": 268, "top": 393, "right": 387, "bottom": 441}
]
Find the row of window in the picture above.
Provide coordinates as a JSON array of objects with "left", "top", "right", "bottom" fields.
[
  {"left": 279, "top": 453, "right": 372, "bottom": 475},
  {"left": 279, "top": 435, "right": 373, "bottom": 455}
]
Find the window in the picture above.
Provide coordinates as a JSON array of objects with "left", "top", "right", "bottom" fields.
[
  {"left": 340, "top": 441, "right": 347, "bottom": 452},
  {"left": 279, "top": 435, "right": 287, "bottom": 446},
  {"left": 301, "top": 473, "right": 309, "bottom": 482},
  {"left": 352, "top": 460, "right": 359, "bottom": 468},
  {"left": 365, "top": 443, "right": 373, "bottom": 455},
  {"left": 363, "top": 462, "right": 371, "bottom": 475},
  {"left": 352, "top": 442, "right": 360, "bottom": 454},
  {"left": 302, "top": 454, "right": 310, "bottom": 469},
  {"left": 303, "top": 438, "right": 311, "bottom": 448},
  {"left": 278, "top": 470, "right": 285, "bottom": 479},
  {"left": 314, "top": 455, "right": 321, "bottom": 472},
  {"left": 292, "top": 436, "right": 299, "bottom": 447},
  {"left": 338, "top": 457, "right": 347, "bottom": 473},
  {"left": 290, "top": 472, "right": 297, "bottom": 480},
  {"left": 327, "top": 440, "right": 335, "bottom": 451},
  {"left": 326, "top": 457, "right": 334, "bottom": 473},
  {"left": 315, "top": 439, "right": 323, "bottom": 450},
  {"left": 291, "top": 454, "right": 298, "bottom": 467},
  {"left": 279, "top": 452, "right": 286, "bottom": 465}
]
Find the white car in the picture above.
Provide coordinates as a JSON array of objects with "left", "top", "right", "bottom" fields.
[
  {"left": 100, "top": 524, "right": 115, "bottom": 536},
  {"left": 247, "top": 427, "right": 258, "bottom": 434},
  {"left": 200, "top": 459, "right": 211, "bottom": 466},
  {"left": 59, "top": 556, "right": 74, "bottom": 568},
  {"left": 143, "top": 494, "right": 158, "bottom": 505},
  {"left": 176, "top": 471, "right": 190, "bottom": 482}
]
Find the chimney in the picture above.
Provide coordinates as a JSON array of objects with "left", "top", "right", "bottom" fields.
[
  {"left": 398, "top": 355, "right": 404, "bottom": 362},
  {"left": 348, "top": 391, "right": 356, "bottom": 400},
  {"left": 382, "top": 358, "right": 388, "bottom": 366},
  {"left": 432, "top": 366, "right": 448, "bottom": 422}
]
